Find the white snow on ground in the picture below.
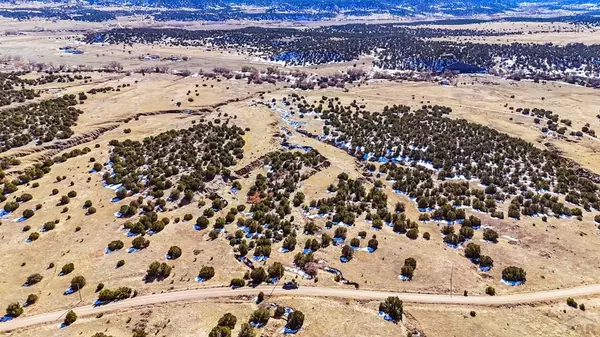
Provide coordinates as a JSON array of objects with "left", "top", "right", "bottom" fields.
[{"left": 284, "top": 266, "right": 312, "bottom": 279}]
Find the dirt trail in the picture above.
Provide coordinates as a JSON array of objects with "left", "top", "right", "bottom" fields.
[{"left": 3, "top": 284, "right": 600, "bottom": 332}]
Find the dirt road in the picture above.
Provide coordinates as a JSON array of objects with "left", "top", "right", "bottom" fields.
[{"left": 3, "top": 284, "right": 600, "bottom": 332}]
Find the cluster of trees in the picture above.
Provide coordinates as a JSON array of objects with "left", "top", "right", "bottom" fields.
[
  {"left": 581, "top": 122, "right": 596, "bottom": 138},
  {"left": 345, "top": 103, "right": 577, "bottom": 195},
  {"left": 280, "top": 95, "right": 598, "bottom": 219},
  {"left": 97, "top": 286, "right": 134, "bottom": 303},
  {"left": 252, "top": 237, "right": 272, "bottom": 259},
  {"left": 48, "top": 146, "right": 92, "bottom": 169},
  {"left": 91, "top": 333, "right": 114, "bottom": 337},
  {"left": 90, "top": 25, "right": 600, "bottom": 87},
  {"left": 26, "top": 73, "right": 89, "bottom": 85},
  {"left": 510, "top": 193, "right": 585, "bottom": 219},
  {"left": 293, "top": 251, "right": 318, "bottom": 276},
  {"left": 27, "top": 232, "right": 40, "bottom": 241},
  {"left": 566, "top": 297, "right": 585, "bottom": 311},
  {"left": 441, "top": 224, "right": 480, "bottom": 246},
  {"left": 247, "top": 150, "right": 328, "bottom": 203},
  {"left": 25, "top": 294, "right": 38, "bottom": 306},
  {"left": 502, "top": 266, "right": 527, "bottom": 282},
  {"left": 86, "top": 86, "right": 119, "bottom": 95},
  {"left": 131, "top": 236, "right": 151, "bottom": 250},
  {"left": 401, "top": 257, "right": 417, "bottom": 280},
  {"left": 333, "top": 226, "right": 347, "bottom": 241},
  {"left": 304, "top": 237, "right": 321, "bottom": 252},
  {"left": 0, "top": 166, "right": 33, "bottom": 195},
  {"left": 223, "top": 150, "right": 330, "bottom": 260},
  {"left": 208, "top": 313, "right": 238, "bottom": 337},
  {"left": 167, "top": 246, "right": 182, "bottom": 259},
  {"left": 307, "top": 174, "right": 419, "bottom": 246},
  {"left": 231, "top": 218, "right": 294, "bottom": 257},
  {"left": 63, "top": 310, "right": 77, "bottom": 326},
  {"left": 230, "top": 278, "right": 245, "bottom": 288},
  {"left": 123, "top": 211, "right": 171, "bottom": 236},
  {"left": 204, "top": 307, "right": 296, "bottom": 337},
  {"left": 517, "top": 106, "right": 576, "bottom": 137},
  {"left": 107, "top": 240, "right": 124, "bottom": 252},
  {"left": 310, "top": 174, "right": 388, "bottom": 225},
  {"left": 268, "top": 262, "right": 285, "bottom": 280},
  {"left": 0, "top": 71, "right": 86, "bottom": 107},
  {"left": 60, "top": 263, "right": 75, "bottom": 275},
  {"left": 5, "top": 302, "right": 24, "bottom": 318},
  {"left": 249, "top": 308, "right": 270, "bottom": 326},
  {"left": 11, "top": 5, "right": 326, "bottom": 23},
  {"left": 341, "top": 244, "right": 353, "bottom": 261},
  {"left": 481, "top": 255, "right": 495, "bottom": 270},
  {"left": 483, "top": 229, "right": 499, "bottom": 243},
  {"left": 145, "top": 261, "right": 172, "bottom": 281},
  {"left": 385, "top": 163, "right": 434, "bottom": 195},
  {"left": 464, "top": 242, "right": 494, "bottom": 270},
  {"left": 378, "top": 296, "right": 403, "bottom": 322},
  {"left": 104, "top": 121, "right": 245, "bottom": 204},
  {"left": 198, "top": 266, "right": 215, "bottom": 280},
  {"left": 286, "top": 311, "right": 305, "bottom": 331},
  {"left": 25, "top": 273, "right": 43, "bottom": 286},
  {"left": 0, "top": 7, "right": 123, "bottom": 22},
  {"left": 412, "top": 181, "right": 504, "bottom": 217},
  {"left": 249, "top": 267, "right": 268, "bottom": 285},
  {"left": 70, "top": 276, "right": 87, "bottom": 290},
  {"left": 0, "top": 95, "right": 82, "bottom": 153}
]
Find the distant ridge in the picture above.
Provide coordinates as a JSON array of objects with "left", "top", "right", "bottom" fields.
[
  {"left": 0, "top": 0, "right": 597, "bottom": 21},
  {"left": 0, "top": 0, "right": 594, "bottom": 16}
]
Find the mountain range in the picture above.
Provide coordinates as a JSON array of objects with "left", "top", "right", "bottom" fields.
[{"left": 0, "top": 0, "right": 598, "bottom": 19}]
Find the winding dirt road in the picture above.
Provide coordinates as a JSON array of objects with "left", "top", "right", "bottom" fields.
[{"left": 3, "top": 284, "right": 600, "bottom": 332}]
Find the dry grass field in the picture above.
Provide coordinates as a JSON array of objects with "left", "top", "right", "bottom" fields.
[
  {"left": 422, "top": 21, "right": 600, "bottom": 45},
  {"left": 409, "top": 296, "right": 600, "bottom": 337},
  {"left": 1, "top": 16, "right": 600, "bottom": 337}
]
